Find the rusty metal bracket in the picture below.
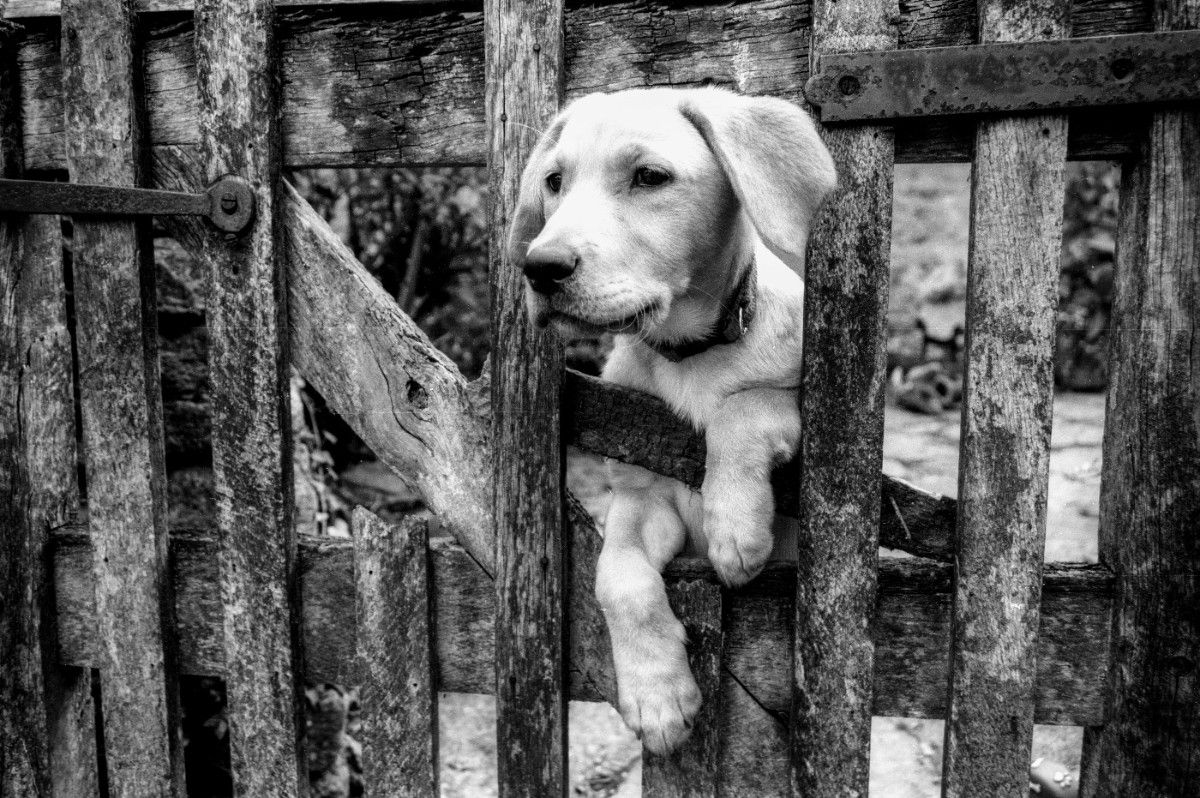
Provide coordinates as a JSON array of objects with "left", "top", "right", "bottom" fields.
[
  {"left": 805, "top": 30, "right": 1200, "bottom": 123},
  {"left": 0, "top": 175, "right": 255, "bottom": 233}
]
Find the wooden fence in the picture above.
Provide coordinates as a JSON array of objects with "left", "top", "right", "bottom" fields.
[{"left": 0, "top": 0, "right": 1196, "bottom": 796}]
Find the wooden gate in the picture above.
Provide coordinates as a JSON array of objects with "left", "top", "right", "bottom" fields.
[{"left": 0, "top": 0, "right": 1196, "bottom": 796}]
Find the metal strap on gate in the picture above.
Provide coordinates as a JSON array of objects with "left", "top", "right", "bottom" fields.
[
  {"left": 805, "top": 30, "right": 1200, "bottom": 122},
  {"left": 0, "top": 175, "right": 255, "bottom": 233}
]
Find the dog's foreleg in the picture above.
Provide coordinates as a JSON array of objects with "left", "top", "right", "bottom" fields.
[
  {"left": 597, "top": 464, "right": 700, "bottom": 755},
  {"left": 703, "top": 387, "right": 801, "bottom": 586}
]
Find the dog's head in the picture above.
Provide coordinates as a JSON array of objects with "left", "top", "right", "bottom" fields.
[{"left": 507, "top": 87, "right": 836, "bottom": 341}]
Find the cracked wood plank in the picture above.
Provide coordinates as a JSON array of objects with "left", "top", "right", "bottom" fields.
[
  {"left": 60, "top": 0, "right": 182, "bottom": 793},
  {"left": 940, "top": 2, "right": 1069, "bottom": 795},
  {"left": 0, "top": 22, "right": 97, "bottom": 791},
  {"left": 10, "top": 1, "right": 1148, "bottom": 172},
  {"left": 192, "top": 0, "right": 306, "bottom": 794},
  {"left": 487, "top": 0, "right": 568, "bottom": 790},
  {"left": 352, "top": 509, "right": 438, "bottom": 797},
  {"left": 1084, "top": 1, "right": 1200, "bottom": 794},
  {"left": 791, "top": 2, "right": 895, "bottom": 795}
]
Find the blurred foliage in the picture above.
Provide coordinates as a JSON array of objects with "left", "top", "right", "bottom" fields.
[
  {"left": 1057, "top": 161, "right": 1119, "bottom": 391},
  {"left": 291, "top": 168, "right": 492, "bottom": 379}
]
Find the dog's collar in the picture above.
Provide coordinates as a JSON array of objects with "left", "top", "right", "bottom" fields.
[{"left": 643, "top": 259, "right": 757, "bottom": 363}]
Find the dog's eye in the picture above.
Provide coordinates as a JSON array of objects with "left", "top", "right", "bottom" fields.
[
  {"left": 633, "top": 167, "right": 671, "bottom": 188},
  {"left": 545, "top": 172, "right": 563, "bottom": 193}
]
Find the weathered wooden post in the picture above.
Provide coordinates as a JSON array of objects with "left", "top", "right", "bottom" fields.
[
  {"left": 793, "top": 1, "right": 895, "bottom": 794},
  {"left": 193, "top": 0, "right": 307, "bottom": 794},
  {"left": 61, "top": 0, "right": 183, "bottom": 792},
  {"left": 941, "top": 1, "right": 1070, "bottom": 795},
  {"left": 1085, "top": 0, "right": 1200, "bottom": 793},
  {"left": 486, "top": 0, "right": 568, "bottom": 793}
]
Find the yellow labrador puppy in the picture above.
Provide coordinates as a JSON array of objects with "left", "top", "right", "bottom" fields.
[{"left": 508, "top": 87, "right": 836, "bottom": 753}]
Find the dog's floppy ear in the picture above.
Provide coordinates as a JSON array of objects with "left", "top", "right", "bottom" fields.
[
  {"left": 679, "top": 88, "right": 836, "bottom": 272},
  {"left": 505, "top": 111, "right": 570, "bottom": 269}
]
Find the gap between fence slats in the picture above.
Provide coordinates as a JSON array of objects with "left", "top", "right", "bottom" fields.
[
  {"left": 0, "top": 28, "right": 98, "bottom": 790},
  {"left": 10, "top": 2, "right": 1149, "bottom": 172},
  {"left": 941, "top": 2, "right": 1070, "bottom": 795},
  {"left": 1083, "top": 1, "right": 1200, "bottom": 793},
  {"left": 60, "top": 1, "right": 183, "bottom": 793},
  {"left": 352, "top": 509, "right": 438, "bottom": 797},
  {"left": 642, "top": 581, "right": 723, "bottom": 797},
  {"left": 486, "top": 0, "right": 568, "bottom": 792},
  {"left": 190, "top": 1, "right": 306, "bottom": 794},
  {"left": 792, "top": 2, "right": 895, "bottom": 795}
]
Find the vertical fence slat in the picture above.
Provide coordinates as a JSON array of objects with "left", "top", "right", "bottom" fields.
[
  {"left": 2, "top": 25, "right": 98, "bottom": 793},
  {"left": 940, "top": 2, "right": 1070, "bottom": 795},
  {"left": 352, "top": 508, "right": 438, "bottom": 797},
  {"left": 60, "top": 1, "right": 183, "bottom": 793},
  {"left": 792, "top": 2, "right": 895, "bottom": 794},
  {"left": 486, "top": 0, "right": 567, "bottom": 792},
  {"left": 643, "top": 580, "right": 723, "bottom": 798},
  {"left": 1086, "top": 1, "right": 1199, "bottom": 793},
  {"left": 192, "top": 1, "right": 305, "bottom": 794}
]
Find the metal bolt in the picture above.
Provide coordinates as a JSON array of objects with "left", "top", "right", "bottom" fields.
[
  {"left": 838, "top": 74, "right": 861, "bottom": 96},
  {"left": 220, "top": 192, "right": 239, "bottom": 215}
]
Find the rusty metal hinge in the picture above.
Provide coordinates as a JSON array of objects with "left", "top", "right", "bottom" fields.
[
  {"left": 0, "top": 175, "right": 255, "bottom": 234},
  {"left": 805, "top": 30, "right": 1200, "bottom": 123}
]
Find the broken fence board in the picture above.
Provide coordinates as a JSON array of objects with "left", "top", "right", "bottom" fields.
[
  {"left": 941, "top": 1, "right": 1070, "bottom": 795},
  {"left": 353, "top": 509, "right": 438, "bottom": 797},
  {"left": 193, "top": 0, "right": 306, "bottom": 793},
  {"left": 60, "top": 0, "right": 182, "bottom": 793}
]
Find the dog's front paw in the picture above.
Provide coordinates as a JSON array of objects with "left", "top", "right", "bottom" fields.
[
  {"left": 615, "top": 658, "right": 702, "bottom": 755},
  {"left": 706, "top": 523, "right": 773, "bottom": 587}
]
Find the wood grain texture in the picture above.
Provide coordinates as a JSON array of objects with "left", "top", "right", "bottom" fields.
[
  {"left": 564, "top": 370, "right": 957, "bottom": 561},
  {"left": 792, "top": 3, "right": 894, "bottom": 795},
  {"left": 51, "top": 531, "right": 1114, "bottom": 725},
  {"left": 1087, "top": 2, "right": 1200, "bottom": 794},
  {"left": 9, "top": 1, "right": 1149, "bottom": 172},
  {"left": 352, "top": 509, "right": 437, "bottom": 797},
  {"left": 486, "top": 0, "right": 567, "bottom": 790},
  {"left": 940, "top": 3, "right": 1070, "bottom": 796},
  {"left": 1, "top": 29, "right": 97, "bottom": 792},
  {"left": 643, "top": 581, "right": 723, "bottom": 798},
  {"left": 60, "top": 0, "right": 181, "bottom": 793},
  {"left": 192, "top": 2, "right": 305, "bottom": 794}
]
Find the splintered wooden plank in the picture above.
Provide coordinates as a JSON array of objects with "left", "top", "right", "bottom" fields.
[
  {"left": 192, "top": 0, "right": 305, "bottom": 794},
  {"left": 486, "top": 0, "right": 567, "bottom": 792},
  {"left": 643, "top": 580, "right": 723, "bottom": 797},
  {"left": 1085, "top": 1, "right": 1200, "bottom": 793},
  {"left": 0, "top": 27, "right": 97, "bottom": 792},
  {"left": 353, "top": 509, "right": 438, "bottom": 797},
  {"left": 792, "top": 2, "right": 895, "bottom": 795},
  {"left": 59, "top": 0, "right": 182, "bottom": 794},
  {"left": 941, "top": 3, "right": 1070, "bottom": 795}
]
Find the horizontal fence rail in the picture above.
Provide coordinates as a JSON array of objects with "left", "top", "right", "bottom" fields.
[
  {"left": 5, "top": 0, "right": 1162, "bottom": 171},
  {"left": 50, "top": 529, "right": 1114, "bottom": 726}
]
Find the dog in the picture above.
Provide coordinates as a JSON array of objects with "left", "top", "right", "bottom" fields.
[{"left": 507, "top": 87, "right": 837, "bottom": 754}]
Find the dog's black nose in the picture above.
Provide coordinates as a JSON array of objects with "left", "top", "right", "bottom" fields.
[{"left": 523, "top": 243, "right": 577, "bottom": 294}]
